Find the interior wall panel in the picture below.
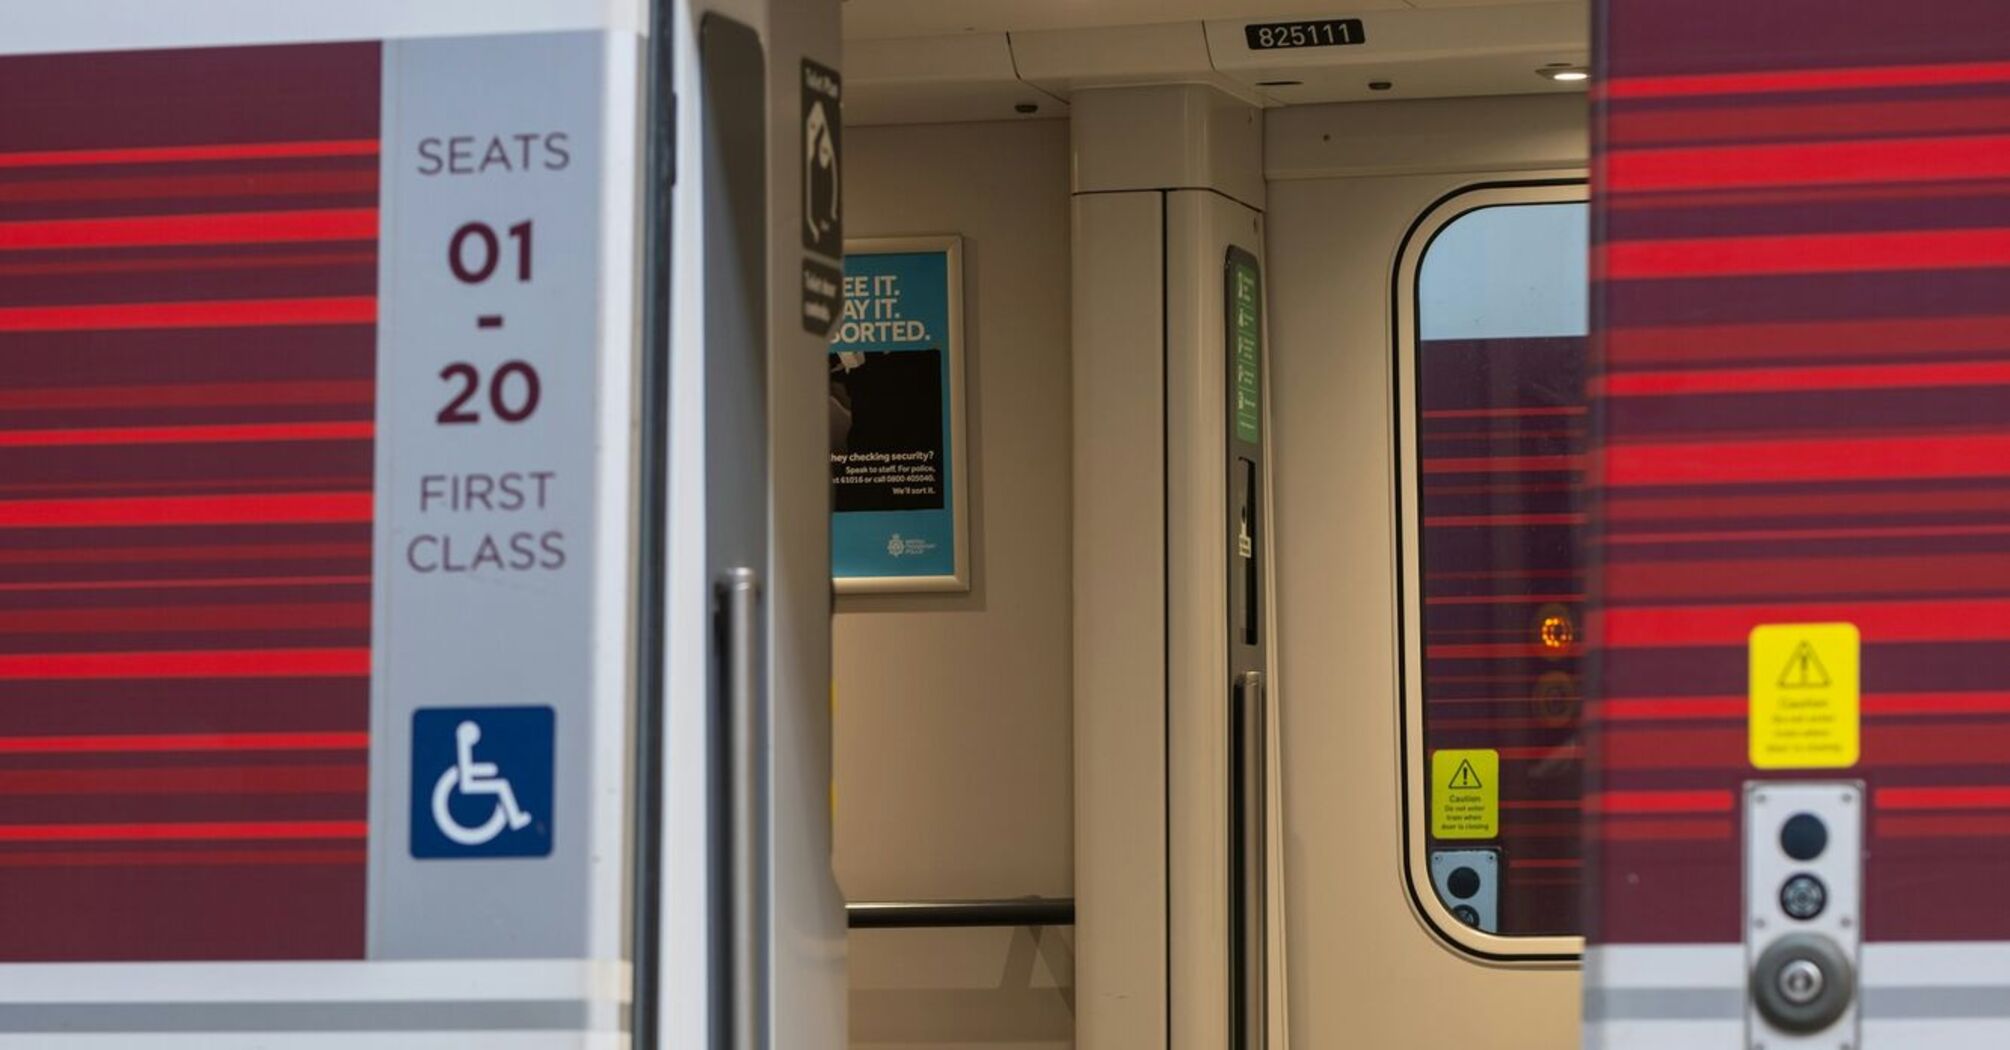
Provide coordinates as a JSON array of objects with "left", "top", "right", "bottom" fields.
[{"left": 834, "top": 118, "right": 1076, "bottom": 1050}]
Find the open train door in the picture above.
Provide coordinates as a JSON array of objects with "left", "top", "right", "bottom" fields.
[{"left": 0, "top": 2, "right": 841, "bottom": 1047}]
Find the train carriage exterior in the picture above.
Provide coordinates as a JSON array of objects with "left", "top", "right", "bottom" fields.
[{"left": 2, "top": 0, "right": 2009, "bottom": 1047}]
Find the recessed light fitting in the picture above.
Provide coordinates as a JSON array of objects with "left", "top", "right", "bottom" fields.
[{"left": 1538, "top": 66, "right": 1590, "bottom": 82}]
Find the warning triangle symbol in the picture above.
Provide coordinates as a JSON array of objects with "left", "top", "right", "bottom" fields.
[
  {"left": 1777, "top": 641, "right": 1832, "bottom": 689},
  {"left": 1448, "top": 759, "right": 1484, "bottom": 790}
]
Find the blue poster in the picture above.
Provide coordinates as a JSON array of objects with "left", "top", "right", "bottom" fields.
[{"left": 830, "top": 242, "right": 965, "bottom": 589}]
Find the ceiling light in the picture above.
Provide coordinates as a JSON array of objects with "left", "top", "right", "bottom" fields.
[{"left": 1538, "top": 66, "right": 1590, "bottom": 82}]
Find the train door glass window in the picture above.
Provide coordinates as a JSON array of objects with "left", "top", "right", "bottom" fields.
[{"left": 1396, "top": 185, "right": 1588, "bottom": 957}]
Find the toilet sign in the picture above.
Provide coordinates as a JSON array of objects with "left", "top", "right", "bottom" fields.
[{"left": 1749, "top": 623, "right": 1861, "bottom": 769}]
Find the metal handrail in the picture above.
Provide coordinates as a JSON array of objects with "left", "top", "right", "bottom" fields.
[{"left": 845, "top": 897, "right": 1075, "bottom": 930}]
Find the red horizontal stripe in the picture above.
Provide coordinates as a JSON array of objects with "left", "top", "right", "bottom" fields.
[
  {"left": 0, "top": 492, "right": 370, "bottom": 528},
  {"left": 1594, "top": 697, "right": 1747, "bottom": 721},
  {"left": 1605, "top": 522, "right": 2010, "bottom": 547},
  {"left": 0, "top": 764, "right": 366, "bottom": 796},
  {"left": 1601, "top": 60, "right": 2010, "bottom": 101},
  {"left": 0, "top": 296, "right": 375, "bottom": 332},
  {"left": 1877, "top": 786, "right": 2010, "bottom": 811},
  {"left": 0, "top": 209, "right": 376, "bottom": 251},
  {"left": 0, "top": 476, "right": 364, "bottom": 498},
  {"left": 0, "top": 574, "right": 368, "bottom": 595},
  {"left": 1508, "top": 857, "right": 1584, "bottom": 869},
  {"left": 1606, "top": 488, "right": 2010, "bottom": 524},
  {"left": 0, "top": 169, "right": 378, "bottom": 204},
  {"left": 1597, "top": 359, "right": 2010, "bottom": 398},
  {"left": 1605, "top": 432, "right": 2010, "bottom": 486},
  {"left": 1601, "top": 228, "right": 2010, "bottom": 280},
  {"left": 1604, "top": 314, "right": 2010, "bottom": 367},
  {"left": 1606, "top": 96, "right": 2010, "bottom": 147},
  {"left": 0, "top": 649, "right": 368, "bottom": 681},
  {"left": 0, "top": 139, "right": 379, "bottom": 170},
  {"left": 1866, "top": 692, "right": 2010, "bottom": 716},
  {"left": 0, "top": 250, "right": 375, "bottom": 279},
  {"left": 1606, "top": 134, "right": 2010, "bottom": 192},
  {"left": 0, "top": 847, "right": 365, "bottom": 868},
  {"left": 0, "top": 421, "right": 370, "bottom": 449},
  {"left": 0, "top": 380, "right": 372, "bottom": 411},
  {"left": 0, "top": 540, "right": 370, "bottom": 567},
  {"left": 0, "top": 820, "right": 365, "bottom": 843},
  {"left": 1587, "top": 790, "right": 1734, "bottom": 814},
  {"left": 1604, "top": 177, "right": 2010, "bottom": 213},
  {"left": 1600, "top": 598, "right": 2010, "bottom": 647},
  {"left": 0, "top": 601, "right": 366, "bottom": 635},
  {"left": 1602, "top": 693, "right": 2010, "bottom": 720},
  {"left": 0, "top": 731, "right": 366, "bottom": 755}
]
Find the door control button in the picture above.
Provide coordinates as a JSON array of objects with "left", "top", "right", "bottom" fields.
[
  {"left": 1778, "top": 959, "right": 1825, "bottom": 1005},
  {"left": 1751, "top": 933, "right": 1854, "bottom": 1034},
  {"left": 1446, "top": 866, "right": 1481, "bottom": 900},
  {"left": 1780, "top": 873, "right": 1828, "bottom": 921},
  {"left": 1780, "top": 813, "right": 1829, "bottom": 862}
]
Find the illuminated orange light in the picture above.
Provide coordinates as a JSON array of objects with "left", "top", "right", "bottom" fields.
[{"left": 1539, "top": 613, "right": 1575, "bottom": 650}]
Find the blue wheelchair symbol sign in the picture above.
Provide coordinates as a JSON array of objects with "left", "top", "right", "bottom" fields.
[{"left": 411, "top": 706, "right": 554, "bottom": 859}]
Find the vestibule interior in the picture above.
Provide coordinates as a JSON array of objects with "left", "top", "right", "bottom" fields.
[{"left": 831, "top": 4, "right": 1591, "bottom": 1048}]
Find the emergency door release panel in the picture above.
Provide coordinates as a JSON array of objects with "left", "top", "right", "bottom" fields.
[{"left": 1745, "top": 784, "right": 1862, "bottom": 1047}]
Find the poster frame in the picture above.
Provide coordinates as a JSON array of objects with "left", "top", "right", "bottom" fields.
[{"left": 831, "top": 234, "right": 971, "bottom": 594}]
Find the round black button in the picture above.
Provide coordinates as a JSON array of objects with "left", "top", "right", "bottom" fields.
[
  {"left": 1780, "top": 813, "right": 1829, "bottom": 862},
  {"left": 1451, "top": 904, "right": 1481, "bottom": 927},
  {"left": 1780, "top": 873, "right": 1828, "bottom": 921},
  {"left": 1446, "top": 866, "right": 1482, "bottom": 900}
]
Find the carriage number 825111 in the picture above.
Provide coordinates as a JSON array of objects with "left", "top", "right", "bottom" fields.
[{"left": 1243, "top": 18, "right": 1366, "bottom": 51}]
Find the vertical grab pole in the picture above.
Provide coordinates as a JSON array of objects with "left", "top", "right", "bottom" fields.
[
  {"left": 720, "top": 568, "right": 767, "bottom": 1050},
  {"left": 1232, "top": 671, "right": 1268, "bottom": 1050}
]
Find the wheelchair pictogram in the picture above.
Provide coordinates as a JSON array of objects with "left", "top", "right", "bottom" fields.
[
  {"left": 411, "top": 705, "right": 554, "bottom": 859},
  {"left": 432, "top": 720, "right": 534, "bottom": 846}
]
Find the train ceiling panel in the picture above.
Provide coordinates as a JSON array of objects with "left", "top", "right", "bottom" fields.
[
  {"left": 844, "top": 2, "right": 1588, "bottom": 126},
  {"left": 844, "top": 0, "right": 1412, "bottom": 41}
]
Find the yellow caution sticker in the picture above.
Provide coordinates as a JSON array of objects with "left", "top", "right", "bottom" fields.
[
  {"left": 1431, "top": 748, "right": 1499, "bottom": 840},
  {"left": 1749, "top": 623, "right": 1860, "bottom": 769}
]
